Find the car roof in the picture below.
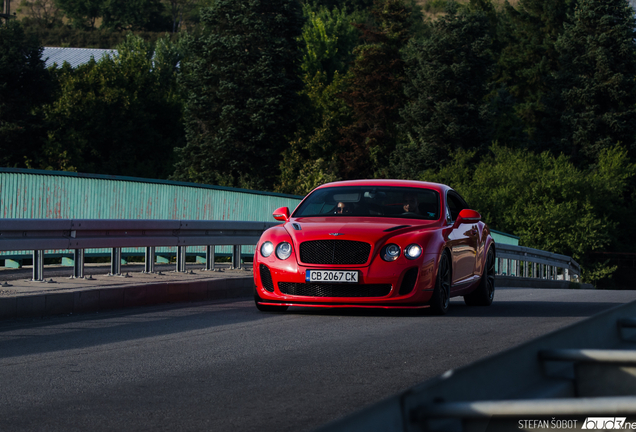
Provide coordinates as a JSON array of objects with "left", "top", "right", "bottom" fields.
[{"left": 314, "top": 179, "right": 450, "bottom": 194}]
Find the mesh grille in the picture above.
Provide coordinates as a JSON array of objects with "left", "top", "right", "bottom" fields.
[
  {"left": 399, "top": 267, "right": 419, "bottom": 295},
  {"left": 299, "top": 240, "right": 371, "bottom": 265},
  {"left": 278, "top": 282, "right": 391, "bottom": 297},
  {"left": 259, "top": 264, "right": 275, "bottom": 292}
]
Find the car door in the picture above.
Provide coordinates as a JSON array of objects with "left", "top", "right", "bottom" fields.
[{"left": 446, "top": 191, "right": 479, "bottom": 286}]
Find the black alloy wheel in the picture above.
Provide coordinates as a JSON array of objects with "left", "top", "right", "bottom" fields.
[
  {"left": 429, "top": 252, "right": 451, "bottom": 315},
  {"left": 464, "top": 247, "right": 495, "bottom": 306}
]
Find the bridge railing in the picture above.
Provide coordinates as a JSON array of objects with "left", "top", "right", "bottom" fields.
[
  {"left": 0, "top": 219, "right": 279, "bottom": 280},
  {"left": 496, "top": 243, "right": 581, "bottom": 282},
  {"left": 1, "top": 218, "right": 582, "bottom": 283}
]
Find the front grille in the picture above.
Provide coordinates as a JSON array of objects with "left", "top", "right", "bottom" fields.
[
  {"left": 399, "top": 267, "right": 419, "bottom": 295},
  {"left": 259, "top": 264, "right": 274, "bottom": 292},
  {"left": 299, "top": 240, "right": 371, "bottom": 265},
  {"left": 278, "top": 282, "right": 391, "bottom": 297}
]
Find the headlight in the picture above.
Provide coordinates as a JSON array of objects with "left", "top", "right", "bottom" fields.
[
  {"left": 381, "top": 244, "right": 401, "bottom": 262},
  {"left": 276, "top": 242, "right": 292, "bottom": 260},
  {"left": 260, "top": 241, "right": 274, "bottom": 257},
  {"left": 404, "top": 244, "right": 422, "bottom": 260}
]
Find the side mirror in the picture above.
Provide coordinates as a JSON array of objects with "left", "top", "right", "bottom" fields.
[
  {"left": 453, "top": 209, "right": 481, "bottom": 228},
  {"left": 272, "top": 207, "right": 290, "bottom": 222}
]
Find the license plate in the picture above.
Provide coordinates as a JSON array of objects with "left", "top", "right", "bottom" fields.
[{"left": 306, "top": 270, "right": 359, "bottom": 283}]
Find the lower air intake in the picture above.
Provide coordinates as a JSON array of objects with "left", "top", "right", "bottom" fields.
[
  {"left": 399, "top": 267, "right": 419, "bottom": 295},
  {"left": 278, "top": 282, "right": 391, "bottom": 297},
  {"left": 259, "top": 264, "right": 275, "bottom": 292}
]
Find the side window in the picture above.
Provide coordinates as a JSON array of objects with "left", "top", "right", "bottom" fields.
[
  {"left": 446, "top": 192, "right": 468, "bottom": 221},
  {"left": 445, "top": 204, "right": 452, "bottom": 224}
]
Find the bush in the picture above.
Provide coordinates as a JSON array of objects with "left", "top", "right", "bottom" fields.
[{"left": 424, "top": 144, "right": 635, "bottom": 285}]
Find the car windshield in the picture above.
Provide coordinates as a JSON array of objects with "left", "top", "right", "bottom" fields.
[{"left": 293, "top": 186, "right": 440, "bottom": 220}]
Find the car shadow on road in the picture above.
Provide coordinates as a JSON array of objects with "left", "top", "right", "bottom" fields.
[
  {"left": 285, "top": 300, "right": 627, "bottom": 318},
  {"left": 0, "top": 296, "right": 629, "bottom": 359}
]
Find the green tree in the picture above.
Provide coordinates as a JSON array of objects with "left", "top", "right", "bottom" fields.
[
  {"left": 54, "top": 0, "right": 104, "bottom": 28},
  {"left": 391, "top": 3, "right": 493, "bottom": 177},
  {"left": 166, "top": 0, "right": 198, "bottom": 33},
  {"left": 425, "top": 144, "right": 635, "bottom": 285},
  {"left": 101, "top": 0, "right": 170, "bottom": 31},
  {"left": 278, "top": 71, "right": 352, "bottom": 194},
  {"left": 0, "top": 20, "right": 53, "bottom": 168},
  {"left": 173, "top": 0, "right": 304, "bottom": 190},
  {"left": 495, "top": 0, "right": 575, "bottom": 152},
  {"left": 43, "top": 34, "right": 185, "bottom": 177},
  {"left": 276, "top": 3, "right": 363, "bottom": 194},
  {"left": 555, "top": 0, "right": 636, "bottom": 166},
  {"left": 337, "top": 0, "right": 414, "bottom": 180},
  {"left": 299, "top": 2, "right": 361, "bottom": 82}
]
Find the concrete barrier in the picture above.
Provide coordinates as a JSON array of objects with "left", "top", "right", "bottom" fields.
[{"left": 0, "top": 277, "right": 254, "bottom": 320}]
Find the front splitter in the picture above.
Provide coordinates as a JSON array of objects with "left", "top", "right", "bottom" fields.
[{"left": 257, "top": 301, "right": 430, "bottom": 310}]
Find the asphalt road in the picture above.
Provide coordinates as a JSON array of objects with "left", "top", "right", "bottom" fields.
[{"left": 1, "top": 288, "right": 636, "bottom": 432}]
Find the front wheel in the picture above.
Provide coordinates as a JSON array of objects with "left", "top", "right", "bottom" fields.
[
  {"left": 464, "top": 247, "right": 495, "bottom": 306},
  {"left": 254, "top": 291, "right": 289, "bottom": 313},
  {"left": 429, "top": 253, "right": 451, "bottom": 315}
]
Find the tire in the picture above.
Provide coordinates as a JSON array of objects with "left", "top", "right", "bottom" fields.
[
  {"left": 254, "top": 291, "right": 289, "bottom": 313},
  {"left": 464, "top": 247, "right": 495, "bottom": 306},
  {"left": 429, "top": 252, "right": 451, "bottom": 315}
]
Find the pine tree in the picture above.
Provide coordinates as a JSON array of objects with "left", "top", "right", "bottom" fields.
[
  {"left": 173, "top": 0, "right": 304, "bottom": 190},
  {"left": 0, "top": 20, "right": 53, "bottom": 168},
  {"left": 495, "top": 0, "right": 575, "bottom": 152},
  {"left": 556, "top": 0, "right": 636, "bottom": 166},
  {"left": 337, "top": 0, "right": 414, "bottom": 180},
  {"left": 391, "top": 4, "right": 493, "bottom": 177}
]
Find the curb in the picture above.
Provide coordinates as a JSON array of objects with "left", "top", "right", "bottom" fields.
[
  {"left": 0, "top": 277, "right": 254, "bottom": 321},
  {"left": 496, "top": 275, "right": 594, "bottom": 289}
]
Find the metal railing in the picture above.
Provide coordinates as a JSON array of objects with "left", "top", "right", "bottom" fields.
[
  {"left": 0, "top": 219, "right": 278, "bottom": 280},
  {"left": 1, "top": 218, "right": 582, "bottom": 283},
  {"left": 496, "top": 243, "right": 581, "bottom": 281}
]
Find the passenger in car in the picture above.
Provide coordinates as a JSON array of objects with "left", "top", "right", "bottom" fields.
[{"left": 403, "top": 193, "right": 419, "bottom": 213}]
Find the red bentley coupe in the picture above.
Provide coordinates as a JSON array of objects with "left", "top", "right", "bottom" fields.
[{"left": 253, "top": 180, "right": 495, "bottom": 314}]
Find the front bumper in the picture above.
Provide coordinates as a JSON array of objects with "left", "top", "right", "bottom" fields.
[{"left": 254, "top": 254, "right": 438, "bottom": 307}]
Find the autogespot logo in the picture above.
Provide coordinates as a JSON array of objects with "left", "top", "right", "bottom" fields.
[
  {"left": 582, "top": 418, "right": 635, "bottom": 430},
  {"left": 517, "top": 418, "right": 636, "bottom": 430}
]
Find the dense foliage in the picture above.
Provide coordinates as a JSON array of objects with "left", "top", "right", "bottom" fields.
[
  {"left": 392, "top": 3, "right": 494, "bottom": 176},
  {"left": 337, "top": 0, "right": 415, "bottom": 180},
  {"left": 556, "top": 0, "right": 636, "bottom": 166},
  {"left": 0, "top": 19, "right": 54, "bottom": 168},
  {"left": 41, "top": 34, "right": 185, "bottom": 178},
  {"left": 4, "top": 0, "right": 636, "bottom": 285},
  {"left": 172, "top": 0, "right": 304, "bottom": 190},
  {"left": 425, "top": 145, "right": 635, "bottom": 284}
]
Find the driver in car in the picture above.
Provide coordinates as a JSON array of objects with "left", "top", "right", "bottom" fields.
[{"left": 336, "top": 202, "right": 354, "bottom": 214}]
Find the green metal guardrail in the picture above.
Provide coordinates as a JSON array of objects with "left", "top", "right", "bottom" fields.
[{"left": 0, "top": 168, "right": 302, "bottom": 267}]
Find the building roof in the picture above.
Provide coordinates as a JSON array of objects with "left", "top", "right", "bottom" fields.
[{"left": 42, "top": 47, "right": 118, "bottom": 69}]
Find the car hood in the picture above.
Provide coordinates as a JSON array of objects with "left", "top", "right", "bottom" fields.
[{"left": 285, "top": 217, "right": 437, "bottom": 248}]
